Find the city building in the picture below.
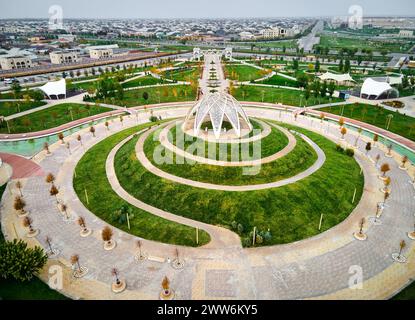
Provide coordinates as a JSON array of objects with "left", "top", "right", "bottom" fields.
[
  {"left": 49, "top": 51, "right": 80, "bottom": 64},
  {"left": 89, "top": 48, "right": 114, "bottom": 59},
  {"left": 398, "top": 30, "right": 414, "bottom": 38},
  {"left": 0, "top": 55, "right": 33, "bottom": 70}
]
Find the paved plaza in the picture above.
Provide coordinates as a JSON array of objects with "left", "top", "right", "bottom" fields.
[{"left": 1, "top": 102, "right": 414, "bottom": 300}]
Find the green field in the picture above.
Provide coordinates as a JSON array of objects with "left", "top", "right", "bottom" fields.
[
  {"left": 162, "top": 67, "right": 201, "bottom": 82},
  {"left": 146, "top": 124, "right": 315, "bottom": 186},
  {"left": 317, "top": 103, "right": 415, "bottom": 141},
  {"left": 93, "top": 85, "right": 197, "bottom": 107},
  {"left": 121, "top": 75, "right": 167, "bottom": 88},
  {"left": 319, "top": 35, "right": 415, "bottom": 53},
  {"left": 168, "top": 120, "right": 288, "bottom": 162},
  {"left": 259, "top": 74, "right": 300, "bottom": 88},
  {"left": 0, "top": 101, "right": 46, "bottom": 117},
  {"left": 115, "top": 122, "right": 364, "bottom": 246},
  {"left": 73, "top": 122, "right": 210, "bottom": 247},
  {"left": 225, "top": 65, "right": 269, "bottom": 82},
  {"left": 233, "top": 85, "right": 343, "bottom": 106},
  {"left": 0, "top": 103, "right": 112, "bottom": 134}
]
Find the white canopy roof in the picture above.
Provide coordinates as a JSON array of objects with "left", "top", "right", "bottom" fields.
[
  {"left": 318, "top": 72, "right": 355, "bottom": 83},
  {"left": 38, "top": 79, "right": 66, "bottom": 98},
  {"left": 185, "top": 92, "right": 252, "bottom": 139},
  {"left": 360, "top": 78, "right": 394, "bottom": 99}
]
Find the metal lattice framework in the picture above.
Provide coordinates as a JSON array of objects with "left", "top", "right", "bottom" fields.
[{"left": 183, "top": 92, "right": 252, "bottom": 139}]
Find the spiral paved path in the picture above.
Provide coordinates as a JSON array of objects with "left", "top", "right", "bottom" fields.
[{"left": 1, "top": 105, "right": 414, "bottom": 300}]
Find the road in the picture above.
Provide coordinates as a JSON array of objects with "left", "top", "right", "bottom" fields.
[{"left": 298, "top": 20, "right": 324, "bottom": 52}]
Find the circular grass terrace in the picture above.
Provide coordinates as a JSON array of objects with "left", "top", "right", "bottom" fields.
[
  {"left": 73, "top": 121, "right": 210, "bottom": 247},
  {"left": 147, "top": 121, "right": 316, "bottom": 186},
  {"left": 167, "top": 119, "right": 290, "bottom": 162},
  {"left": 114, "top": 121, "right": 365, "bottom": 247}
]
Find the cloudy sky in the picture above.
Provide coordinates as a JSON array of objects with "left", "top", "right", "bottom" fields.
[{"left": 0, "top": 0, "right": 414, "bottom": 19}]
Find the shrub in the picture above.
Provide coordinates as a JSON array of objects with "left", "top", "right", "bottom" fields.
[
  {"left": 231, "top": 221, "right": 238, "bottom": 230},
  {"left": 237, "top": 223, "right": 244, "bottom": 234},
  {"left": 242, "top": 238, "right": 252, "bottom": 247},
  {"left": 0, "top": 239, "right": 47, "bottom": 282},
  {"left": 335, "top": 144, "right": 344, "bottom": 152},
  {"left": 255, "top": 234, "right": 264, "bottom": 244},
  {"left": 345, "top": 148, "right": 355, "bottom": 157},
  {"left": 149, "top": 116, "right": 158, "bottom": 123}
]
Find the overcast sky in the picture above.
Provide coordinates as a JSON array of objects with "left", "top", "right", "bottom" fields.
[{"left": 1, "top": 0, "right": 414, "bottom": 19}]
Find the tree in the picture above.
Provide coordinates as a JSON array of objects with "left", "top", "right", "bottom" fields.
[
  {"left": 77, "top": 134, "right": 83, "bottom": 146},
  {"left": 70, "top": 254, "right": 82, "bottom": 273},
  {"left": 45, "top": 173, "right": 55, "bottom": 186},
  {"left": 0, "top": 239, "right": 47, "bottom": 282},
  {"left": 315, "top": 60, "right": 320, "bottom": 73},
  {"left": 338, "top": 59, "right": 344, "bottom": 73},
  {"left": 365, "top": 142, "right": 372, "bottom": 155},
  {"left": 142, "top": 91, "right": 149, "bottom": 103},
  {"left": 380, "top": 163, "right": 390, "bottom": 177},
  {"left": 15, "top": 180, "right": 23, "bottom": 197},
  {"left": 14, "top": 196, "right": 26, "bottom": 214},
  {"left": 50, "top": 185, "right": 59, "bottom": 203},
  {"left": 292, "top": 59, "right": 299, "bottom": 71},
  {"left": 401, "top": 155, "right": 409, "bottom": 169},
  {"left": 398, "top": 240, "right": 406, "bottom": 259},
  {"left": 341, "top": 127, "right": 347, "bottom": 139},
  {"left": 102, "top": 226, "right": 113, "bottom": 244},
  {"left": 90, "top": 126, "right": 96, "bottom": 137},
  {"left": 344, "top": 59, "right": 351, "bottom": 73},
  {"left": 338, "top": 117, "right": 345, "bottom": 128},
  {"left": 11, "top": 81, "right": 22, "bottom": 99},
  {"left": 328, "top": 82, "right": 335, "bottom": 97},
  {"left": 58, "top": 132, "right": 64, "bottom": 144}
]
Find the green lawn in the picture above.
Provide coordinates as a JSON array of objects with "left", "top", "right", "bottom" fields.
[
  {"left": 162, "top": 67, "right": 201, "bottom": 82},
  {"left": 0, "top": 103, "right": 112, "bottom": 134},
  {"left": 145, "top": 123, "right": 315, "bottom": 186},
  {"left": 0, "top": 101, "right": 46, "bottom": 117},
  {"left": 0, "top": 184, "right": 67, "bottom": 300},
  {"left": 121, "top": 75, "right": 167, "bottom": 89},
  {"left": 259, "top": 74, "right": 299, "bottom": 88},
  {"left": 73, "top": 122, "right": 210, "bottom": 247},
  {"left": 317, "top": 103, "right": 415, "bottom": 141},
  {"left": 115, "top": 121, "right": 364, "bottom": 246},
  {"left": 168, "top": 120, "right": 288, "bottom": 162},
  {"left": 225, "top": 65, "right": 270, "bottom": 82},
  {"left": 319, "top": 35, "right": 415, "bottom": 53},
  {"left": 94, "top": 85, "right": 197, "bottom": 108},
  {"left": 233, "top": 85, "right": 343, "bottom": 107}
]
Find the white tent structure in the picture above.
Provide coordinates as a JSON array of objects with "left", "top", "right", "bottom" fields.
[
  {"left": 38, "top": 78, "right": 66, "bottom": 99},
  {"left": 318, "top": 72, "right": 355, "bottom": 83},
  {"left": 183, "top": 92, "right": 252, "bottom": 139},
  {"left": 360, "top": 78, "right": 399, "bottom": 100}
]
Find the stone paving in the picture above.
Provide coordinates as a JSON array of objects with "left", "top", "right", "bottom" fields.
[{"left": 1, "top": 105, "right": 414, "bottom": 300}]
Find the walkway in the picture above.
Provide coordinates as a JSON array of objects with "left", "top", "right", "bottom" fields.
[
  {"left": 0, "top": 152, "right": 44, "bottom": 179},
  {"left": 1, "top": 105, "right": 414, "bottom": 300}
]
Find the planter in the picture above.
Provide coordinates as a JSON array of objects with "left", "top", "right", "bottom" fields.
[
  {"left": 385, "top": 153, "right": 393, "bottom": 158},
  {"left": 353, "top": 232, "right": 367, "bottom": 241},
  {"left": 47, "top": 247, "right": 61, "bottom": 259},
  {"left": 380, "top": 188, "right": 391, "bottom": 194},
  {"left": 17, "top": 210, "right": 29, "bottom": 218},
  {"left": 111, "top": 280, "right": 127, "bottom": 293},
  {"left": 26, "top": 229, "right": 39, "bottom": 238},
  {"left": 408, "top": 232, "right": 415, "bottom": 240},
  {"left": 392, "top": 253, "right": 407, "bottom": 264},
  {"left": 171, "top": 259, "right": 185, "bottom": 270},
  {"left": 134, "top": 251, "right": 148, "bottom": 262},
  {"left": 104, "top": 240, "right": 117, "bottom": 251},
  {"left": 399, "top": 166, "right": 408, "bottom": 171},
  {"left": 73, "top": 266, "right": 88, "bottom": 278},
  {"left": 378, "top": 175, "right": 389, "bottom": 181},
  {"left": 80, "top": 228, "right": 92, "bottom": 238},
  {"left": 160, "top": 289, "right": 175, "bottom": 300},
  {"left": 368, "top": 216, "right": 382, "bottom": 226}
]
